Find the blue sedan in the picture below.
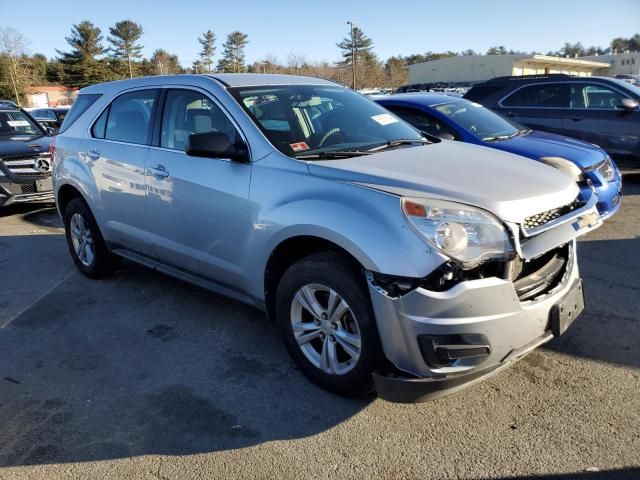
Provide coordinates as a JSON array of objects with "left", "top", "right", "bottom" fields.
[{"left": 375, "top": 93, "right": 622, "bottom": 219}]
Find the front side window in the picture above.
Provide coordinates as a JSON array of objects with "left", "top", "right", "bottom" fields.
[
  {"left": 230, "top": 85, "right": 424, "bottom": 158},
  {"left": 0, "top": 110, "right": 43, "bottom": 139},
  {"left": 104, "top": 90, "right": 158, "bottom": 145},
  {"left": 435, "top": 100, "right": 520, "bottom": 140},
  {"left": 502, "top": 84, "right": 569, "bottom": 108},
  {"left": 389, "top": 106, "right": 460, "bottom": 139},
  {"left": 160, "top": 89, "right": 239, "bottom": 151},
  {"left": 571, "top": 84, "right": 629, "bottom": 110}
]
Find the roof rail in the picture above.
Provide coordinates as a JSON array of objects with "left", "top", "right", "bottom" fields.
[{"left": 485, "top": 74, "right": 571, "bottom": 83}]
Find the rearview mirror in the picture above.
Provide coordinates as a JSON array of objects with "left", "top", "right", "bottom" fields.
[
  {"left": 186, "top": 131, "right": 249, "bottom": 162},
  {"left": 619, "top": 98, "right": 639, "bottom": 111}
]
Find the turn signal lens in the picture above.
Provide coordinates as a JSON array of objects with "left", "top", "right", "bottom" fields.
[{"left": 403, "top": 201, "right": 427, "bottom": 217}]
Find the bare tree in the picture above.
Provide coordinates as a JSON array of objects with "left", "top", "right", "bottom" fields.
[{"left": 0, "top": 27, "right": 32, "bottom": 105}]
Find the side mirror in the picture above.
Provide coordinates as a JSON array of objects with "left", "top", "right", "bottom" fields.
[
  {"left": 186, "top": 131, "right": 249, "bottom": 162},
  {"left": 619, "top": 98, "right": 639, "bottom": 111}
]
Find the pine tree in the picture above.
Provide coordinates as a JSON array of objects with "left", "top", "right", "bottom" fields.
[
  {"left": 57, "top": 21, "right": 110, "bottom": 87},
  {"left": 198, "top": 30, "right": 216, "bottom": 73},
  {"left": 217, "top": 31, "right": 249, "bottom": 73},
  {"left": 336, "top": 26, "right": 378, "bottom": 89},
  {"left": 108, "top": 20, "right": 144, "bottom": 78}
]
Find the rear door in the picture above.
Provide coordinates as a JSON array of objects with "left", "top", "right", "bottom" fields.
[
  {"left": 563, "top": 82, "right": 640, "bottom": 157},
  {"left": 497, "top": 83, "right": 570, "bottom": 135},
  {"left": 143, "top": 87, "right": 252, "bottom": 289},
  {"left": 85, "top": 88, "right": 160, "bottom": 251}
]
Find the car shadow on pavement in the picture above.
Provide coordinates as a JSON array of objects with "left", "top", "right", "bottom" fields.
[
  {"left": 0, "top": 248, "right": 371, "bottom": 467},
  {"left": 487, "top": 467, "right": 640, "bottom": 479}
]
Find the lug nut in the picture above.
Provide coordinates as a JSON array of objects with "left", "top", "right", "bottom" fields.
[
  {"left": 331, "top": 323, "right": 338, "bottom": 330},
  {"left": 321, "top": 313, "right": 328, "bottom": 320},
  {"left": 329, "top": 335, "right": 336, "bottom": 342},
  {"left": 314, "top": 319, "right": 321, "bottom": 326}
]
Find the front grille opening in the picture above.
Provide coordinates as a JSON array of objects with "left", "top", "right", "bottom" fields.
[
  {"left": 523, "top": 199, "right": 584, "bottom": 232},
  {"left": 508, "top": 244, "right": 570, "bottom": 301},
  {"left": 418, "top": 244, "right": 570, "bottom": 301},
  {"left": 21, "top": 183, "right": 36, "bottom": 194}
]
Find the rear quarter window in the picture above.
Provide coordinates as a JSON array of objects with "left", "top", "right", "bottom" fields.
[{"left": 58, "top": 94, "right": 101, "bottom": 133}]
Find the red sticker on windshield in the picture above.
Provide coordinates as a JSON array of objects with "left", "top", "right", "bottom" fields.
[{"left": 290, "top": 142, "right": 310, "bottom": 152}]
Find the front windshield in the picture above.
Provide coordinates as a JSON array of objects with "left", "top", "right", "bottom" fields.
[
  {"left": 435, "top": 100, "right": 520, "bottom": 140},
  {"left": 0, "top": 110, "right": 43, "bottom": 139},
  {"left": 609, "top": 77, "right": 640, "bottom": 97},
  {"left": 230, "top": 85, "right": 424, "bottom": 158}
]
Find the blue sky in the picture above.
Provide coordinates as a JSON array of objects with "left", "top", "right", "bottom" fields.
[{"left": 2, "top": 0, "right": 639, "bottom": 67}]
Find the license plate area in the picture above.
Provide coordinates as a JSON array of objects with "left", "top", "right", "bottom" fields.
[
  {"left": 35, "top": 177, "right": 53, "bottom": 192},
  {"left": 549, "top": 279, "right": 584, "bottom": 337}
]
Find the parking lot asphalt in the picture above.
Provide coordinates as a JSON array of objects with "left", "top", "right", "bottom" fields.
[{"left": 0, "top": 179, "right": 639, "bottom": 480}]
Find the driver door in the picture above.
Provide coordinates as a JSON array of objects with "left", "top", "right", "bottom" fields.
[{"left": 144, "top": 88, "right": 252, "bottom": 290}]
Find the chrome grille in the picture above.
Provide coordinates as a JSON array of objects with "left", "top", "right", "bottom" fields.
[
  {"left": 0, "top": 155, "right": 50, "bottom": 177},
  {"left": 523, "top": 198, "right": 583, "bottom": 232}
]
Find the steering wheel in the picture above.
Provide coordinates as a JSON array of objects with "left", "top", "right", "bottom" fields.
[{"left": 318, "top": 128, "right": 342, "bottom": 147}]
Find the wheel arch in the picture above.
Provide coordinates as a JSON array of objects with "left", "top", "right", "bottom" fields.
[{"left": 263, "top": 235, "right": 366, "bottom": 322}]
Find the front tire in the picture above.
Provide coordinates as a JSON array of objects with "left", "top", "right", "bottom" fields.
[
  {"left": 63, "top": 198, "right": 118, "bottom": 278},
  {"left": 276, "top": 252, "right": 381, "bottom": 397}
]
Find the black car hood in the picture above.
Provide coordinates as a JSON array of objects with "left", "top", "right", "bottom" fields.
[{"left": 0, "top": 135, "right": 50, "bottom": 158}]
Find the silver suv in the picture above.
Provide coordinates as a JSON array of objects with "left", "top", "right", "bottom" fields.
[{"left": 53, "top": 74, "right": 602, "bottom": 402}]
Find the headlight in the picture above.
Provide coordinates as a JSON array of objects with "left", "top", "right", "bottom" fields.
[
  {"left": 596, "top": 156, "right": 616, "bottom": 182},
  {"left": 401, "top": 198, "right": 514, "bottom": 268},
  {"left": 539, "top": 156, "right": 584, "bottom": 182}
]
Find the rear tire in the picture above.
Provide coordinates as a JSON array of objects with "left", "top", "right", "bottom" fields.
[
  {"left": 276, "top": 251, "right": 381, "bottom": 397},
  {"left": 63, "top": 198, "right": 118, "bottom": 278}
]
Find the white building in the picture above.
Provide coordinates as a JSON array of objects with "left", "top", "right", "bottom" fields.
[
  {"left": 406, "top": 54, "right": 610, "bottom": 85},
  {"left": 580, "top": 52, "right": 640, "bottom": 76}
]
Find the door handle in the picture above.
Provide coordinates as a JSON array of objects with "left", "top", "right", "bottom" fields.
[
  {"left": 506, "top": 112, "right": 515, "bottom": 117},
  {"left": 87, "top": 149, "right": 100, "bottom": 159},
  {"left": 148, "top": 164, "right": 170, "bottom": 178},
  {"left": 567, "top": 116, "right": 584, "bottom": 122}
]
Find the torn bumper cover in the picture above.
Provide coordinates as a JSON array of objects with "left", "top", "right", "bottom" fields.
[{"left": 368, "top": 240, "right": 583, "bottom": 403}]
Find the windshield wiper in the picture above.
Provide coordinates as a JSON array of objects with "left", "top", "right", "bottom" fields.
[
  {"left": 295, "top": 150, "right": 373, "bottom": 160},
  {"left": 366, "top": 138, "right": 431, "bottom": 152}
]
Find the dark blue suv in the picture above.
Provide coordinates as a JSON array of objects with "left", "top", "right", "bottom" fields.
[{"left": 464, "top": 74, "right": 640, "bottom": 170}]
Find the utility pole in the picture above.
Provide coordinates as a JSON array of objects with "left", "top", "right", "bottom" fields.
[{"left": 347, "top": 21, "right": 356, "bottom": 90}]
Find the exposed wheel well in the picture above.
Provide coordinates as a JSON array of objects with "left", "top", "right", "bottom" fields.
[
  {"left": 57, "top": 184, "right": 84, "bottom": 216},
  {"left": 264, "top": 236, "right": 364, "bottom": 322}
]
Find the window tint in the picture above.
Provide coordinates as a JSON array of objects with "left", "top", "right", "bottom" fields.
[
  {"left": 388, "top": 106, "right": 459, "bottom": 139},
  {"left": 502, "top": 84, "right": 569, "bottom": 108},
  {"left": 105, "top": 89, "right": 157, "bottom": 145},
  {"left": 464, "top": 85, "right": 504, "bottom": 102},
  {"left": 59, "top": 94, "right": 101, "bottom": 133},
  {"left": 570, "top": 84, "right": 629, "bottom": 110},
  {"left": 160, "top": 89, "right": 239, "bottom": 151},
  {"left": 92, "top": 107, "right": 109, "bottom": 139},
  {"left": 230, "top": 85, "right": 423, "bottom": 157}
]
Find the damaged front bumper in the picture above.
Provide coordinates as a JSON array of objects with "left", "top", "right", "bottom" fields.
[{"left": 368, "top": 238, "right": 584, "bottom": 403}]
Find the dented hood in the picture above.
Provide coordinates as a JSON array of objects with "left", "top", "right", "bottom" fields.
[{"left": 306, "top": 141, "right": 580, "bottom": 223}]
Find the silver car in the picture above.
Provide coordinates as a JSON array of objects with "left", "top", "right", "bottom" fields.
[{"left": 52, "top": 74, "right": 602, "bottom": 402}]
